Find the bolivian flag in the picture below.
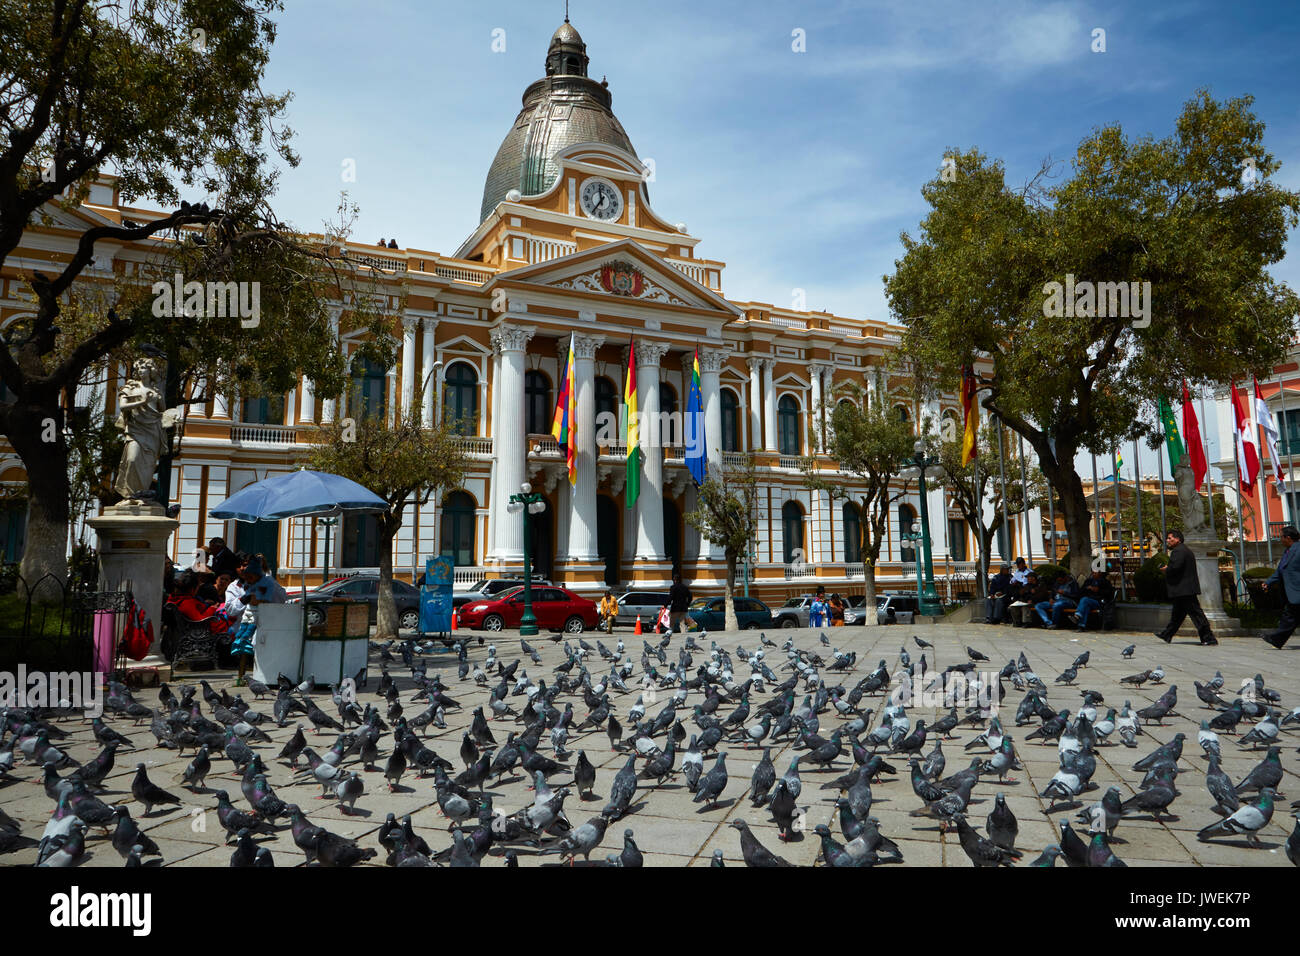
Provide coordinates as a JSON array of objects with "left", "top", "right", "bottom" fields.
[
  {"left": 960, "top": 365, "right": 978, "bottom": 465},
  {"left": 623, "top": 340, "right": 640, "bottom": 508},
  {"left": 551, "top": 333, "right": 576, "bottom": 485}
]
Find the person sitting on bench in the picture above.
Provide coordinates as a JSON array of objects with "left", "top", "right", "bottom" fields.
[{"left": 1070, "top": 568, "right": 1114, "bottom": 631}]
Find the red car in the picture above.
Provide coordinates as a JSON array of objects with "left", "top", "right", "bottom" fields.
[{"left": 456, "top": 585, "right": 598, "bottom": 634}]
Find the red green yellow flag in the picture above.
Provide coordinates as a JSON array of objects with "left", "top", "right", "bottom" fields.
[
  {"left": 622, "top": 341, "right": 640, "bottom": 508},
  {"left": 551, "top": 334, "right": 576, "bottom": 485}
]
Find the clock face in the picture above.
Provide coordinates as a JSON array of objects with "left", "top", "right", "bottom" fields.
[{"left": 580, "top": 178, "right": 623, "bottom": 221}]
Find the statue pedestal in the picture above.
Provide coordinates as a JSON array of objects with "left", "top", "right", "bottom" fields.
[
  {"left": 1184, "top": 535, "right": 1247, "bottom": 637},
  {"left": 87, "top": 503, "right": 179, "bottom": 656}
]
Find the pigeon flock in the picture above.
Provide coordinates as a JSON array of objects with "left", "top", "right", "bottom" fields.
[{"left": 1, "top": 625, "right": 1298, "bottom": 868}]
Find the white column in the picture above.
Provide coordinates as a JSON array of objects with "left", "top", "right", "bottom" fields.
[
  {"left": 762, "top": 358, "right": 777, "bottom": 451},
  {"left": 421, "top": 318, "right": 438, "bottom": 423},
  {"left": 491, "top": 324, "right": 535, "bottom": 561},
  {"left": 299, "top": 377, "right": 316, "bottom": 424},
  {"left": 487, "top": 345, "right": 502, "bottom": 560},
  {"left": 634, "top": 340, "right": 671, "bottom": 560},
  {"left": 212, "top": 391, "right": 230, "bottom": 420},
  {"left": 809, "top": 362, "right": 828, "bottom": 453},
  {"left": 747, "top": 358, "right": 763, "bottom": 451},
  {"left": 698, "top": 348, "right": 728, "bottom": 560},
  {"left": 866, "top": 366, "right": 879, "bottom": 410},
  {"left": 321, "top": 308, "right": 341, "bottom": 424},
  {"left": 400, "top": 316, "right": 417, "bottom": 420},
  {"left": 566, "top": 333, "right": 604, "bottom": 561}
]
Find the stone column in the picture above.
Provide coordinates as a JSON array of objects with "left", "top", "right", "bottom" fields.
[
  {"left": 491, "top": 324, "right": 534, "bottom": 561},
  {"left": 866, "top": 367, "right": 879, "bottom": 410},
  {"left": 421, "top": 318, "right": 438, "bottom": 423},
  {"left": 487, "top": 345, "right": 502, "bottom": 561},
  {"left": 321, "top": 308, "right": 341, "bottom": 424},
  {"left": 698, "top": 348, "right": 728, "bottom": 560},
  {"left": 212, "top": 392, "right": 231, "bottom": 420},
  {"left": 400, "top": 316, "right": 418, "bottom": 420},
  {"left": 297, "top": 374, "right": 315, "bottom": 424},
  {"left": 747, "top": 357, "right": 763, "bottom": 452},
  {"left": 762, "top": 358, "right": 777, "bottom": 451},
  {"left": 634, "top": 340, "right": 670, "bottom": 560},
  {"left": 566, "top": 333, "right": 604, "bottom": 561},
  {"left": 809, "top": 362, "right": 829, "bottom": 452}
]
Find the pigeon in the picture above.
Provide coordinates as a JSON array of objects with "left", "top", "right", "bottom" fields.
[
  {"left": 693, "top": 753, "right": 729, "bottom": 808},
  {"left": 1198, "top": 789, "right": 1275, "bottom": 846},
  {"left": 131, "top": 763, "right": 182, "bottom": 815},
  {"left": 619, "top": 829, "right": 643, "bottom": 868},
  {"left": 986, "top": 792, "right": 1018, "bottom": 851},
  {"left": 952, "top": 813, "right": 1021, "bottom": 867},
  {"left": 1205, "top": 755, "right": 1240, "bottom": 816},
  {"left": 111, "top": 806, "right": 161, "bottom": 860},
  {"left": 1087, "top": 831, "right": 1127, "bottom": 867},
  {"left": 1235, "top": 747, "right": 1284, "bottom": 796},
  {"left": 1030, "top": 845, "right": 1064, "bottom": 867},
  {"left": 1121, "top": 644, "right": 1135, "bottom": 659},
  {"left": 544, "top": 814, "right": 608, "bottom": 865},
  {"left": 750, "top": 748, "right": 776, "bottom": 806},
  {"left": 730, "top": 819, "right": 793, "bottom": 867},
  {"left": 573, "top": 750, "right": 597, "bottom": 799},
  {"left": 180, "top": 745, "right": 211, "bottom": 790}
]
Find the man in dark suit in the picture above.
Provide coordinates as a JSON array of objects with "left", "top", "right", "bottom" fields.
[
  {"left": 985, "top": 565, "right": 1013, "bottom": 624},
  {"left": 1156, "top": 529, "right": 1217, "bottom": 645},
  {"left": 1261, "top": 525, "right": 1300, "bottom": 648}
]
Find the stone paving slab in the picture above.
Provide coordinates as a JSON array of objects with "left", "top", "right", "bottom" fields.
[{"left": 2, "top": 620, "right": 1298, "bottom": 867}]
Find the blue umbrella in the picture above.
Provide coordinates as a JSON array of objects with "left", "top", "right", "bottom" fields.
[{"left": 208, "top": 468, "right": 386, "bottom": 522}]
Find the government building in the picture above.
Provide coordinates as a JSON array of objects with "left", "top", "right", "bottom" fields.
[{"left": 1, "top": 19, "right": 1049, "bottom": 603}]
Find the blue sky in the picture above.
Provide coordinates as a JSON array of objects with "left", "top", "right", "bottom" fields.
[{"left": 258, "top": 0, "right": 1300, "bottom": 480}]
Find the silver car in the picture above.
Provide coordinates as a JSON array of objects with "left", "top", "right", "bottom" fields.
[{"left": 615, "top": 589, "right": 671, "bottom": 628}]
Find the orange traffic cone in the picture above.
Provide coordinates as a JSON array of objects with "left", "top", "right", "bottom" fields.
[
  {"left": 634, "top": 614, "right": 643, "bottom": 636},
  {"left": 450, "top": 610, "right": 458, "bottom": 632}
]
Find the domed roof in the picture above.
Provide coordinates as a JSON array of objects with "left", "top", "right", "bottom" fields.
[{"left": 479, "top": 22, "right": 638, "bottom": 223}]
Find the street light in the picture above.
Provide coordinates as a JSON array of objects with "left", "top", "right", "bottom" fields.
[
  {"left": 507, "top": 480, "right": 546, "bottom": 637},
  {"left": 900, "top": 437, "right": 944, "bottom": 617}
]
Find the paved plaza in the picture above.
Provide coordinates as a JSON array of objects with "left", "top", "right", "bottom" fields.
[{"left": 2, "top": 620, "right": 1298, "bottom": 867}]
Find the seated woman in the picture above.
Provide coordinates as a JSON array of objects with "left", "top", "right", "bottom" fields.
[
  {"left": 166, "top": 570, "right": 220, "bottom": 625},
  {"left": 829, "top": 593, "right": 845, "bottom": 626}
]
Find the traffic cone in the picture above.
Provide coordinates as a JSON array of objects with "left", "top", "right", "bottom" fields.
[
  {"left": 634, "top": 615, "right": 642, "bottom": 636},
  {"left": 450, "top": 610, "right": 458, "bottom": 632}
]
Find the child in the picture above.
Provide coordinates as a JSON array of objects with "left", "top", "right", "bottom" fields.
[
  {"left": 655, "top": 604, "right": 671, "bottom": 635},
  {"left": 229, "top": 600, "right": 257, "bottom": 686}
]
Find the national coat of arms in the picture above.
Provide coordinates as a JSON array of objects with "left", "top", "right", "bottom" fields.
[{"left": 599, "top": 260, "right": 644, "bottom": 297}]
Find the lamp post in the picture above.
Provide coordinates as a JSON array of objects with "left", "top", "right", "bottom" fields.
[
  {"left": 317, "top": 516, "right": 338, "bottom": 585},
  {"left": 899, "top": 438, "right": 944, "bottom": 617},
  {"left": 507, "top": 481, "right": 546, "bottom": 637}
]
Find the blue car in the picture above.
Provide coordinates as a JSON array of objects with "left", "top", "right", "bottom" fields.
[{"left": 686, "top": 595, "right": 772, "bottom": 631}]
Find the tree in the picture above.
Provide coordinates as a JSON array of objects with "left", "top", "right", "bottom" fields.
[
  {"left": 684, "top": 460, "right": 759, "bottom": 632},
  {"left": 0, "top": 1, "right": 389, "bottom": 588},
  {"left": 809, "top": 383, "right": 917, "bottom": 624},
  {"left": 306, "top": 392, "right": 466, "bottom": 640},
  {"left": 887, "top": 91, "right": 1300, "bottom": 577},
  {"left": 926, "top": 420, "right": 1047, "bottom": 583},
  {"left": 1116, "top": 486, "right": 1237, "bottom": 549}
]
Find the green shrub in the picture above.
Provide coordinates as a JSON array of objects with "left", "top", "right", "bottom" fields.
[
  {"left": 1243, "top": 565, "right": 1282, "bottom": 610},
  {"left": 1134, "top": 554, "right": 1168, "bottom": 602},
  {"left": 1031, "top": 563, "right": 1069, "bottom": 582}
]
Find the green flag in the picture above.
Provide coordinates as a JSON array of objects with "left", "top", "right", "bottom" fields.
[{"left": 1158, "top": 395, "right": 1186, "bottom": 472}]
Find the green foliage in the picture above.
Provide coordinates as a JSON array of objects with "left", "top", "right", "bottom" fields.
[
  {"left": 686, "top": 461, "right": 759, "bottom": 619},
  {"left": 886, "top": 91, "right": 1300, "bottom": 575},
  {"left": 1118, "top": 487, "right": 1237, "bottom": 546},
  {"left": 1031, "top": 563, "right": 1069, "bottom": 582},
  {"left": 1134, "top": 554, "right": 1169, "bottom": 602},
  {"left": 1224, "top": 601, "right": 1281, "bottom": 630}
]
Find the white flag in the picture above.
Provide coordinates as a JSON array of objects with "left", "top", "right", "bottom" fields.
[{"left": 1255, "top": 378, "right": 1283, "bottom": 483}]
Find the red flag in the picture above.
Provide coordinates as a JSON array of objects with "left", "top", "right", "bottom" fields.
[
  {"left": 1255, "top": 377, "right": 1284, "bottom": 483},
  {"left": 959, "top": 365, "right": 978, "bottom": 465},
  {"left": 1230, "top": 380, "right": 1259, "bottom": 494},
  {"left": 1181, "top": 380, "right": 1207, "bottom": 491}
]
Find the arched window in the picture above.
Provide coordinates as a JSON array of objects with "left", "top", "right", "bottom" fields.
[
  {"left": 720, "top": 388, "right": 740, "bottom": 452},
  {"left": 525, "top": 370, "right": 551, "bottom": 435},
  {"left": 350, "top": 357, "right": 387, "bottom": 422},
  {"left": 778, "top": 395, "right": 801, "bottom": 455},
  {"left": 898, "top": 504, "right": 917, "bottom": 563},
  {"left": 443, "top": 362, "right": 478, "bottom": 436},
  {"left": 595, "top": 376, "right": 617, "bottom": 445},
  {"left": 894, "top": 404, "right": 910, "bottom": 424},
  {"left": 659, "top": 382, "right": 678, "bottom": 447},
  {"left": 782, "top": 500, "right": 805, "bottom": 564},
  {"left": 242, "top": 392, "right": 285, "bottom": 425},
  {"left": 440, "top": 491, "right": 477, "bottom": 567},
  {"left": 842, "top": 502, "right": 862, "bottom": 564}
]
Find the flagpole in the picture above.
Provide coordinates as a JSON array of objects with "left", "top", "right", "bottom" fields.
[
  {"left": 1156, "top": 423, "right": 1168, "bottom": 546},
  {"left": 994, "top": 414, "right": 1010, "bottom": 563},
  {"left": 1197, "top": 392, "right": 1217, "bottom": 535},
  {"left": 1091, "top": 451, "right": 1101, "bottom": 563},
  {"left": 1018, "top": 434, "right": 1033, "bottom": 566},
  {"left": 1112, "top": 448, "right": 1125, "bottom": 599},
  {"left": 1278, "top": 373, "right": 1297, "bottom": 524},
  {"left": 1230, "top": 385, "right": 1248, "bottom": 586},
  {"left": 1251, "top": 384, "right": 1273, "bottom": 563},
  {"left": 1133, "top": 438, "right": 1144, "bottom": 558}
]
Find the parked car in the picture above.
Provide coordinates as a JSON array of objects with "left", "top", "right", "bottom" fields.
[
  {"left": 686, "top": 595, "right": 772, "bottom": 631},
  {"left": 456, "top": 585, "right": 598, "bottom": 634},
  {"left": 771, "top": 595, "right": 814, "bottom": 628},
  {"left": 614, "top": 589, "right": 671, "bottom": 628},
  {"left": 876, "top": 592, "right": 918, "bottom": 625},
  {"left": 289, "top": 573, "right": 421, "bottom": 630},
  {"left": 452, "top": 576, "right": 550, "bottom": 610}
]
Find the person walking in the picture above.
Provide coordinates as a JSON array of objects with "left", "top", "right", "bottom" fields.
[
  {"left": 1261, "top": 526, "right": 1300, "bottom": 648},
  {"left": 1155, "top": 529, "right": 1217, "bottom": 645},
  {"left": 668, "top": 573, "right": 694, "bottom": 635}
]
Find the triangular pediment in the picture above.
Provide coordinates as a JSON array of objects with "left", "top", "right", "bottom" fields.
[{"left": 491, "top": 239, "right": 739, "bottom": 317}]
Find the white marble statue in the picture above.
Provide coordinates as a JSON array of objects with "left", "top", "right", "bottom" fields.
[{"left": 113, "top": 355, "right": 179, "bottom": 500}]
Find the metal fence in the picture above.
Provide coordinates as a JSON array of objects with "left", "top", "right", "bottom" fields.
[{"left": 0, "top": 572, "right": 131, "bottom": 673}]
